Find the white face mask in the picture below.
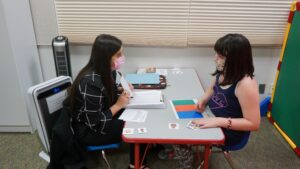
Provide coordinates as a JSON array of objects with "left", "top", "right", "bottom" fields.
[
  {"left": 114, "top": 55, "right": 125, "bottom": 70},
  {"left": 215, "top": 58, "right": 226, "bottom": 71}
]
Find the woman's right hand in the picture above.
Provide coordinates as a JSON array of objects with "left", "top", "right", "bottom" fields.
[
  {"left": 196, "top": 99, "right": 206, "bottom": 113},
  {"left": 111, "top": 90, "right": 131, "bottom": 116},
  {"left": 115, "top": 90, "right": 131, "bottom": 108}
]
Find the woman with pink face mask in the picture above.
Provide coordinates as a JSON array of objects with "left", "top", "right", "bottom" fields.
[{"left": 66, "top": 34, "right": 151, "bottom": 169}]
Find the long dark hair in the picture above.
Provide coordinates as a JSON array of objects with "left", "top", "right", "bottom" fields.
[
  {"left": 213, "top": 33, "right": 254, "bottom": 86},
  {"left": 68, "top": 34, "right": 122, "bottom": 111}
]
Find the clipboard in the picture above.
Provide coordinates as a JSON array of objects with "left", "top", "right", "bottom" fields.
[
  {"left": 132, "top": 75, "right": 167, "bottom": 89},
  {"left": 126, "top": 90, "right": 166, "bottom": 109}
]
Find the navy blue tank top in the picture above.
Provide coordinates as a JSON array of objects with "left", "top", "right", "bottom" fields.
[{"left": 208, "top": 74, "right": 249, "bottom": 146}]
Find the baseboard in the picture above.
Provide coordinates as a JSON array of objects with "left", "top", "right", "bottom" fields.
[{"left": 0, "top": 126, "right": 32, "bottom": 132}]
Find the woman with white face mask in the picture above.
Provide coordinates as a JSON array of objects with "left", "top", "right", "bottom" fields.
[
  {"left": 174, "top": 34, "right": 260, "bottom": 169},
  {"left": 66, "top": 34, "right": 151, "bottom": 169}
]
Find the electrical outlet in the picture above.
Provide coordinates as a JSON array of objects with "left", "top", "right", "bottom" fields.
[
  {"left": 259, "top": 84, "right": 266, "bottom": 94},
  {"left": 268, "top": 83, "right": 274, "bottom": 95}
]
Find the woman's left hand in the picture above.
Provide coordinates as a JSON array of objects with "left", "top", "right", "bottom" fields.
[{"left": 192, "top": 117, "right": 222, "bottom": 129}]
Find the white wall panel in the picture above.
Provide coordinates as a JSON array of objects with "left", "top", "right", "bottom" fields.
[{"left": 0, "top": 0, "right": 43, "bottom": 132}]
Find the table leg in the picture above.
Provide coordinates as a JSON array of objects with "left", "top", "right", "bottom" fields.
[
  {"left": 134, "top": 143, "right": 140, "bottom": 169},
  {"left": 202, "top": 145, "right": 211, "bottom": 169}
]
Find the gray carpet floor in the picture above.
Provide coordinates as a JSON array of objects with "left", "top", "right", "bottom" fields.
[{"left": 0, "top": 117, "right": 299, "bottom": 169}]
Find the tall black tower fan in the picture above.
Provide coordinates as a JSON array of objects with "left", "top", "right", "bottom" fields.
[{"left": 52, "top": 36, "right": 72, "bottom": 77}]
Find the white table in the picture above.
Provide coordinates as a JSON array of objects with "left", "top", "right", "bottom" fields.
[{"left": 122, "top": 68, "right": 225, "bottom": 169}]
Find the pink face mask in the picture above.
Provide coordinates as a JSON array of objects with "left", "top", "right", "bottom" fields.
[{"left": 114, "top": 55, "right": 125, "bottom": 70}]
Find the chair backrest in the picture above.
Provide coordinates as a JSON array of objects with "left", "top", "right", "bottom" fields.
[
  {"left": 260, "top": 96, "right": 271, "bottom": 117},
  {"left": 223, "top": 132, "right": 250, "bottom": 151},
  {"left": 27, "top": 76, "right": 72, "bottom": 152}
]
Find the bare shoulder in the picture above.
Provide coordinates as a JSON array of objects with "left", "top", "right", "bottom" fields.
[
  {"left": 239, "top": 76, "right": 257, "bottom": 86},
  {"left": 236, "top": 76, "right": 258, "bottom": 95}
]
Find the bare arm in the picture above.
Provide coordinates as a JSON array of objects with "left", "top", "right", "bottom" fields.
[
  {"left": 228, "top": 76, "right": 260, "bottom": 131},
  {"left": 193, "top": 76, "right": 260, "bottom": 131},
  {"left": 197, "top": 77, "right": 216, "bottom": 112},
  {"left": 202, "top": 77, "right": 216, "bottom": 103}
]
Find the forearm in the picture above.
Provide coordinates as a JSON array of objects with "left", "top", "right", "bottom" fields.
[
  {"left": 200, "top": 88, "right": 214, "bottom": 104},
  {"left": 216, "top": 117, "right": 260, "bottom": 131},
  {"left": 200, "top": 77, "right": 216, "bottom": 104},
  {"left": 110, "top": 104, "right": 122, "bottom": 116}
]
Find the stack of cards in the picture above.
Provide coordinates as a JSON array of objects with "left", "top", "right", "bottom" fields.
[{"left": 186, "top": 121, "right": 200, "bottom": 130}]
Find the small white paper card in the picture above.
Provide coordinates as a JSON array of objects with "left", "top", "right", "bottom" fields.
[
  {"left": 168, "top": 123, "right": 179, "bottom": 129},
  {"left": 123, "top": 128, "right": 134, "bottom": 135},
  {"left": 138, "top": 128, "right": 147, "bottom": 134},
  {"left": 120, "top": 76, "right": 133, "bottom": 97}
]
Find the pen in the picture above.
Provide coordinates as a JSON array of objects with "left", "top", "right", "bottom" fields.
[{"left": 117, "top": 93, "right": 134, "bottom": 98}]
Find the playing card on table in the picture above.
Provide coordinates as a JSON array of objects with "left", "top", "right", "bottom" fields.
[
  {"left": 168, "top": 123, "right": 179, "bottom": 129},
  {"left": 123, "top": 128, "right": 134, "bottom": 134},
  {"left": 186, "top": 121, "right": 199, "bottom": 130},
  {"left": 138, "top": 128, "right": 147, "bottom": 134}
]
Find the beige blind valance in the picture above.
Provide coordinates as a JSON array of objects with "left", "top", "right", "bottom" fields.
[{"left": 54, "top": 0, "right": 293, "bottom": 46}]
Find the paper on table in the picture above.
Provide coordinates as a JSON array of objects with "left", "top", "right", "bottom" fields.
[
  {"left": 120, "top": 76, "right": 133, "bottom": 97},
  {"left": 119, "top": 109, "right": 148, "bottom": 122}
]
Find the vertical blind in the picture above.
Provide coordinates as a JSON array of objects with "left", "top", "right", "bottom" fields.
[{"left": 54, "top": 0, "right": 293, "bottom": 46}]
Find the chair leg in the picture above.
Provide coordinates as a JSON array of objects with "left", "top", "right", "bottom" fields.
[
  {"left": 197, "top": 160, "right": 204, "bottom": 169},
  {"left": 101, "top": 150, "right": 112, "bottom": 169},
  {"left": 223, "top": 151, "right": 236, "bottom": 169}
]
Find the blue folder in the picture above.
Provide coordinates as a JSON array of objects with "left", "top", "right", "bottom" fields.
[{"left": 125, "top": 73, "right": 160, "bottom": 84}]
